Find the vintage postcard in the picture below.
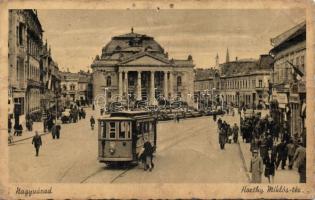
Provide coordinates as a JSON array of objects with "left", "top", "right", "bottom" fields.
[{"left": 0, "top": 0, "right": 314, "bottom": 199}]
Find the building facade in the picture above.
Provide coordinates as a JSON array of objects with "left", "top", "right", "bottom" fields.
[
  {"left": 91, "top": 29, "right": 195, "bottom": 107},
  {"left": 60, "top": 71, "right": 92, "bottom": 107},
  {"left": 40, "top": 42, "right": 61, "bottom": 111},
  {"left": 8, "top": 9, "right": 43, "bottom": 123},
  {"left": 269, "top": 21, "right": 306, "bottom": 136},
  {"left": 194, "top": 55, "right": 273, "bottom": 110}
]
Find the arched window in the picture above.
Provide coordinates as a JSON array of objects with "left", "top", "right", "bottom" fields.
[
  {"left": 62, "top": 84, "right": 67, "bottom": 91},
  {"left": 70, "top": 84, "right": 75, "bottom": 90},
  {"left": 106, "top": 76, "right": 111, "bottom": 86},
  {"left": 177, "top": 76, "right": 182, "bottom": 87}
]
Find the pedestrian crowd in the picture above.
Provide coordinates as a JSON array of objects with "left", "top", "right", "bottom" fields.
[
  {"left": 217, "top": 118, "right": 239, "bottom": 150},
  {"left": 242, "top": 112, "right": 307, "bottom": 183}
]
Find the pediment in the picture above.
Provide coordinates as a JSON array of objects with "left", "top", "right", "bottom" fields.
[{"left": 121, "top": 55, "right": 170, "bottom": 66}]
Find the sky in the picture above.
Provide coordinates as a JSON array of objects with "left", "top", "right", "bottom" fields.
[{"left": 37, "top": 9, "right": 305, "bottom": 72}]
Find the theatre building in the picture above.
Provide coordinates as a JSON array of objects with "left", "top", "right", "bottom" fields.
[{"left": 91, "top": 29, "right": 195, "bottom": 107}]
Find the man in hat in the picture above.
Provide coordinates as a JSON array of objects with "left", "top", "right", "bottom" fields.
[
  {"left": 293, "top": 140, "right": 306, "bottom": 183},
  {"left": 32, "top": 131, "right": 42, "bottom": 157},
  {"left": 143, "top": 136, "right": 154, "bottom": 171},
  {"left": 249, "top": 149, "right": 263, "bottom": 183}
]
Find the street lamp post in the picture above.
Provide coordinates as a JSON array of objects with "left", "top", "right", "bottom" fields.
[{"left": 212, "top": 88, "right": 216, "bottom": 110}]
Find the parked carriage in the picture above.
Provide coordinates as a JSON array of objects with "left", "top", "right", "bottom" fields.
[{"left": 97, "top": 111, "right": 157, "bottom": 165}]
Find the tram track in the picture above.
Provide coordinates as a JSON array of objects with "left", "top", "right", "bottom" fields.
[{"left": 79, "top": 119, "right": 209, "bottom": 184}]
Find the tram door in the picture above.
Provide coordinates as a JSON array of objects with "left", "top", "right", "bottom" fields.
[{"left": 135, "top": 120, "right": 155, "bottom": 155}]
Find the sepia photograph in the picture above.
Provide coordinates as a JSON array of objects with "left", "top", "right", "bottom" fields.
[{"left": 1, "top": 0, "right": 314, "bottom": 199}]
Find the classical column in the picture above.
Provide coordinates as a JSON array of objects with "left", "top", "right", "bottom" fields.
[
  {"left": 137, "top": 71, "right": 142, "bottom": 100},
  {"left": 164, "top": 71, "right": 168, "bottom": 98},
  {"left": 169, "top": 71, "right": 173, "bottom": 98},
  {"left": 118, "top": 71, "right": 123, "bottom": 97},
  {"left": 150, "top": 71, "right": 155, "bottom": 104},
  {"left": 124, "top": 71, "right": 128, "bottom": 96}
]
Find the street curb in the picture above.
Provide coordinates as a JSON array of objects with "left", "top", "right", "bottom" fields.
[
  {"left": 237, "top": 138, "right": 251, "bottom": 182},
  {"left": 9, "top": 132, "right": 49, "bottom": 146}
]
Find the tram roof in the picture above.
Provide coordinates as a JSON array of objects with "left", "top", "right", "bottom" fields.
[
  {"left": 98, "top": 116, "right": 133, "bottom": 121},
  {"left": 110, "top": 111, "right": 151, "bottom": 117},
  {"left": 98, "top": 111, "right": 154, "bottom": 121}
]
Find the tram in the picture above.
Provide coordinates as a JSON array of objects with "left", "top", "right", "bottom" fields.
[{"left": 97, "top": 111, "right": 157, "bottom": 165}]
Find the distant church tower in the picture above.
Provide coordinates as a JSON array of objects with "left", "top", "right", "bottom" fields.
[
  {"left": 226, "top": 48, "right": 230, "bottom": 63},
  {"left": 215, "top": 53, "right": 219, "bottom": 68}
]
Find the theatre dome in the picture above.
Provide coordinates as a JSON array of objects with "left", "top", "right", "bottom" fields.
[{"left": 101, "top": 28, "right": 167, "bottom": 60}]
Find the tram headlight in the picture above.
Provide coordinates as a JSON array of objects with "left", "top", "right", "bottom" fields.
[{"left": 109, "top": 142, "right": 116, "bottom": 155}]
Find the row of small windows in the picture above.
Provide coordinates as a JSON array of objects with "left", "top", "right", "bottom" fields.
[
  {"left": 198, "top": 79, "right": 264, "bottom": 90},
  {"left": 221, "top": 79, "right": 263, "bottom": 90},
  {"left": 274, "top": 55, "right": 305, "bottom": 83},
  {"left": 16, "top": 22, "right": 41, "bottom": 58},
  {"left": 62, "top": 84, "right": 76, "bottom": 91}
]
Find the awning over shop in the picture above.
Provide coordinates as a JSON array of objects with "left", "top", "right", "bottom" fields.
[{"left": 272, "top": 92, "right": 288, "bottom": 108}]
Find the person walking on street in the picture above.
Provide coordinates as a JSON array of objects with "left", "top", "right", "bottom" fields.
[
  {"left": 143, "top": 137, "right": 154, "bottom": 171},
  {"left": 233, "top": 123, "right": 239, "bottom": 143},
  {"left": 276, "top": 140, "right": 288, "bottom": 170},
  {"left": 51, "top": 124, "right": 57, "bottom": 139},
  {"left": 213, "top": 112, "right": 217, "bottom": 122},
  {"left": 264, "top": 149, "right": 276, "bottom": 183},
  {"left": 32, "top": 131, "right": 42, "bottom": 157},
  {"left": 90, "top": 116, "right": 95, "bottom": 130},
  {"left": 55, "top": 123, "right": 61, "bottom": 139},
  {"left": 217, "top": 118, "right": 222, "bottom": 129},
  {"left": 249, "top": 150, "right": 263, "bottom": 183},
  {"left": 293, "top": 141, "right": 306, "bottom": 183},
  {"left": 218, "top": 127, "right": 226, "bottom": 150},
  {"left": 286, "top": 139, "right": 296, "bottom": 170},
  {"left": 17, "top": 124, "right": 23, "bottom": 136}
]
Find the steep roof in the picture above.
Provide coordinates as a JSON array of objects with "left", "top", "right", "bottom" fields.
[
  {"left": 271, "top": 21, "right": 306, "bottom": 48},
  {"left": 194, "top": 68, "right": 218, "bottom": 81},
  {"left": 220, "top": 55, "right": 273, "bottom": 77},
  {"left": 270, "top": 21, "right": 306, "bottom": 54}
]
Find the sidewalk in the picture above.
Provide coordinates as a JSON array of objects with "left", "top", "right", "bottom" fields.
[
  {"left": 10, "top": 106, "right": 98, "bottom": 143},
  {"left": 10, "top": 121, "right": 47, "bottom": 144},
  {"left": 223, "top": 109, "right": 299, "bottom": 183},
  {"left": 238, "top": 139, "right": 300, "bottom": 183}
]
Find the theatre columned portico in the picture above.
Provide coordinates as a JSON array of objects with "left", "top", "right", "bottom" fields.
[{"left": 91, "top": 29, "right": 194, "bottom": 107}]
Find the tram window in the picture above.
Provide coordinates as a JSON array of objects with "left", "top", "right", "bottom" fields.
[
  {"left": 119, "top": 122, "right": 126, "bottom": 138},
  {"left": 144, "top": 122, "right": 149, "bottom": 133},
  {"left": 127, "top": 122, "right": 131, "bottom": 138},
  {"left": 102, "top": 122, "right": 106, "bottom": 138},
  {"left": 109, "top": 122, "right": 115, "bottom": 138}
]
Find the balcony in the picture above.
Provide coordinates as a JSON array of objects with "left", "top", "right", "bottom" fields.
[{"left": 27, "top": 79, "right": 42, "bottom": 88}]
